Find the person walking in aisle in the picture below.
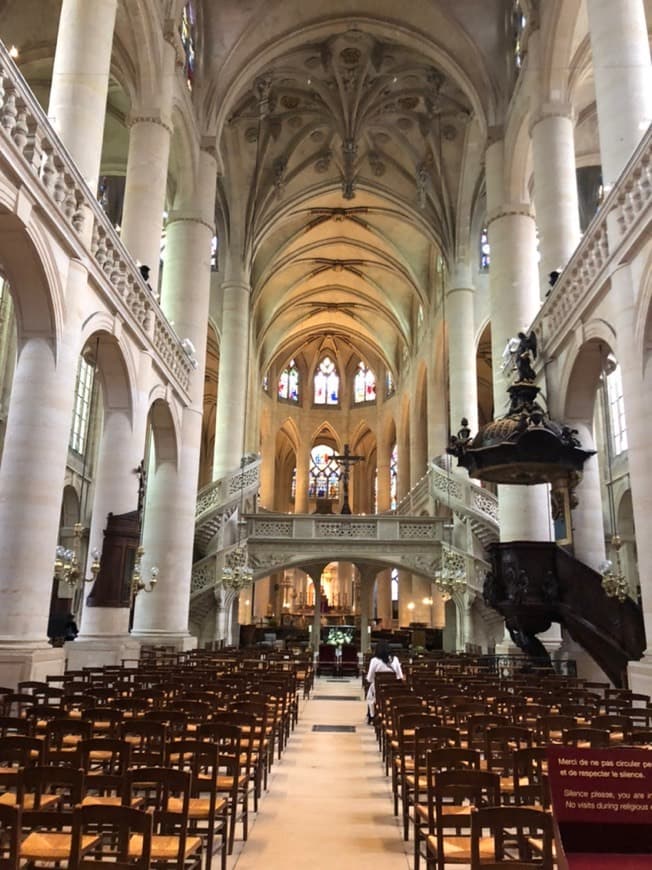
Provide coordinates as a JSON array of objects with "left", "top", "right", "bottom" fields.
[{"left": 365, "top": 640, "right": 403, "bottom": 724}]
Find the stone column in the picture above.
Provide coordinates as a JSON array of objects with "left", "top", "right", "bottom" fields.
[
  {"left": 485, "top": 138, "right": 551, "bottom": 542},
  {"left": 0, "top": 261, "right": 86, "bottom": 684},
  {"left": 565, "top": 421, "right": 606, "bottom": 571},
  {"left": 307, "top": 563, "right": 328, "bottom": 652},
  {"left": 48, "top": 0, "right": 118, "bottom": 194},
  {"left": 375, "top": 569, "right": 392, "bottom": 627},
  {"left": 531, "top": 108, "right": 581, "bottom": 286},
  {"left": 294, "top": 439, "right": 311, "bottom": 514},
  {"left": 446, "top": 263, "right": 479, "bottom": 437},
  {"left": 212, "top": 275, "right": 250, "bottom": 480},
  {"left": 120, "top": 42, "right": 175, "bottom": 290},
  {"left": 131, "top": 147, "right": 217, "bottom": 646},
  {"left": 258, "top": 422, "right": 276, "bottom": 510},
  {"left": 359, "top": 566, "right": 377, "bottom": 654},
  {"left": 586, "top": 0, "right": 652, "bottom": 186}
]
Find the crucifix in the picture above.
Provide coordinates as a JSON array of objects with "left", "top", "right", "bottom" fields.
[{"left": 333, "top": 443, "right": 363, "bottom": 514}]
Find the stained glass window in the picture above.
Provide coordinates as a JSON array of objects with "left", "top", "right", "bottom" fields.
[
  {"left": 290, "top": 466, "right": 297, "bottom": 499},
  {"left": 607, "top": 364, "right": 628, "bottom": 455},
  {"left": 390, "top": 443, "right": 398, "bottom": 510},
  {"left": 180, "top": 2, "right": 196, "bottom": 92},
  {"left": 513, "top": 1, "right": 526, "bottom": 70},
  {"left": 480, "top": 226, "right": 490, "bottom": 270},
  {"left": 386, "top": 370, "right": 395, "bottom": 398},
  {"left": 314, "top": 356, "right": 339, "bottom": 405},
  {"left": 353, "top": 361, "right": 376, "bottom": 404},
  {"left": 391, "top": 568, "right": 399, "bottom": 620},
  {"left": 262, "top": 374, "right": 269, "bottom": 393},
  {"left": 278, "top": 359, "right": 299, "bottom": 402},
  {"left": 70, "top": 357, "right": 94, "bottom": 454},
  {"left": 308, "top": 444, "right": 340, "bottom": 500}
]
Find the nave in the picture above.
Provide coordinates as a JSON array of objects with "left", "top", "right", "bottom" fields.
[{"left": 231, "top": 677, "right": 411, "bottom": 870}]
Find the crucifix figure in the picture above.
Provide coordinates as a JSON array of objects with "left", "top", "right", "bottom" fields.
[{"left": 333, "top": 443, "right": 363, "bottom": 514}]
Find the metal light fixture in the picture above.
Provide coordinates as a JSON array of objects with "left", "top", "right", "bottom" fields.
[
  {"left": 221, "top": 456, "right": 254, "bottom": 591},
  {"left": 54, "top": 522, "right": 100, "bottom": 589},
  {"left": 434, "top": 542, "right": 467, "bottom": 601},
  {"left": 599, "top": 350, "right": 630, "bottom": 603},
  {"left": 130, "top": 545, "right": 159, "bottom": 603}
]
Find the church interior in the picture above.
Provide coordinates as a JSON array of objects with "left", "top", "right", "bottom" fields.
[{"left": 0, "top": 0, "right": 651, "bottom": 866}]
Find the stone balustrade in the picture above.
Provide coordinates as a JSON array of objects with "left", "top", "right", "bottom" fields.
[
  {"left": 0, "top": 40, "right": 192, "bottom": 395},
  {"left": 534, "top": 123, "right": 652, "bottom": 355}
]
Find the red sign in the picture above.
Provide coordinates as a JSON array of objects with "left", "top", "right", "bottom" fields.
[{"left": 547, "top": 746, "right": 652, "bottom": 864}]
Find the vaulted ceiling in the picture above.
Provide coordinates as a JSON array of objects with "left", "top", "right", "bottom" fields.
[{"left": 205, "top": 2, "right": 508, "bottom": 379}]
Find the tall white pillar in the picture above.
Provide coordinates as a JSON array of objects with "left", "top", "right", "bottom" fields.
[
  {"left": 486, "top": 139, "right": 551, "bottom": 542},
  {"left": 0, "top": 262, "right": 86, "bottom": 682},
  {"left": 447, "top": 263, "right": 479, "bottom": 437},
  {"left": 587, "top": 0, "right": 652, "bottom": 186},
  {"left": 566, "top": 421, "right": 606, "bottom": 572},
  {"left": 120, "top": 43, "right": 175, "bottom": 289},
  {"left": 48, "top": 0, "right": 118, "bottom": 194},
  {"left": 212, "top": 276, "right": 250, "bottom": 479},
  {"left": 132, "top": 147, "right": 217, "bottom": 644},
  {"left": 531, "top": 109, "right": 581, "bottom": 284}
]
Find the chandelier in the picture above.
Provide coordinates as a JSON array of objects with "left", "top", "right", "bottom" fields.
[
  {"left": 222, "top": 545, "right": 253, "bottom": 591},
  {"left": 434, "top": 543, "right": 467, "bottom": 600},
  {"left": 599, "top": 535, "right": 629, "bottom": 603},
  {"left": 54, "top": 522, "right": 100, "bottom": 589}
]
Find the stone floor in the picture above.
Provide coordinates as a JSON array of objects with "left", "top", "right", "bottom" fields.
[{"left": 229, "top": 675, "right": 416, "bottom": 869}]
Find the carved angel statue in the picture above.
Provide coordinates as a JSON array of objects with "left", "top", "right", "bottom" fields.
[{"left": 502, "top": 330, "right": 538, "bottom": 382}]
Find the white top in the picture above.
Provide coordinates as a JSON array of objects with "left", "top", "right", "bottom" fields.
[{"left": 366, "top": 654, "right": 403, "bottom": 685}]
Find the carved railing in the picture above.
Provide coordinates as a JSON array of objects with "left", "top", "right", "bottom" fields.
[
  {"left": 395, "top": 460, "right": 499, "bottom": 546},
  {"left": 248, "top": 514, "right": 442, "bottom": 541},
  {"left": 194, "top": 457, "right": 261, "bottom": 555},
  {"left": 534, "top": 124, "right": 652, "bottom": 354},
  {"left": 0, "top": 41, "right": 192, "bottom": 394}
]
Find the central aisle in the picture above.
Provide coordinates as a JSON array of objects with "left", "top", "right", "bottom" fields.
[{"left": 230, "top": 675, "right": 413, "bottom": 869}]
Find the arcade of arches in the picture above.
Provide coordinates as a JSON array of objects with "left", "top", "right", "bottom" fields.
[{"left": 0, "top": 0, "right": 650, "bottom": 696}]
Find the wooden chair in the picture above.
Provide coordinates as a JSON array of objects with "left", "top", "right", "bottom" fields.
[
  {"left": 512, "top": 747, "right": 550, "bottom": 809},
  {"left": 422, "top": 768, "right": 501, "bottom": 870},
  {"left": 0, "top": 804, "right": 21, "bottom": 870},
  {"left": 590, "top": 713, "right": 634, "bottom": 744},
  {"left": 484, "top": 726, "right": 534, "bottom": 799},
  {"left": 0, "top": 717, "right": 29, "bottom": 737},
  {"left": 45, "top": 717, "right": 93, "bottom": 765},
  {"left": 166, "top": 739, "right": 228, "bottom": 870},
  {"left": 121, "top": 719, "right": 167, "bottom": 766},
  {"left": 76, "top": 738, "right": 141, "bottom": 808},
  {"left": 19, "top": 765, "right": 93, "bottom": 865},
  {"left": 80, "top": 706, "right": 124, "bottom": 738},
  {"left": 412, "top": 747, "right": 481, "bottom": 870},
  {"left": 340, "top": 644, "right": 359, "bottom": 677},
  {"left": 0, "top": 735, "right": 45, "bottom": 808},
  {"left": 69, "top": 803, "right": 153, "bottom": 870},
  {"left": 561, "top": 726, "right": 610, "bottom": 748},
  {"left": 198, "top": 722, "right": 250, "bottom": 855},
  {"left": 470, "top": 805, "right": 554, "bottom": 868},
  {"left": 125, "top": 766, "right": 203, "bottom": 870}
]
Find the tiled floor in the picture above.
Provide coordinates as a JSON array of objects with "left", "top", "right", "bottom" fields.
[{"left": 229, "top": 676, "right": 414, "bottom": 869}]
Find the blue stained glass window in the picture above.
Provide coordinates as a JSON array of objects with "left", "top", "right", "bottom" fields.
[
  {"left": 390, "top": 443, "right": 398, "bottom": 510},
  {"left": 180, "top": 3, "right": 196, "bottom": 92},
  {"left": 354, "top": 361, "right": 376, "bottom": 404},
  {"left": 278, "top": 359, "right": 299, "bottom": 402},
  {"left": 314, "top": 356, "right": 339, "bottom": 405},
  {"left": 480, "top": 226, "right": 490, "bottom": 270},
  {"left": 308, "top": 444, "right": 340, "bottom": 500}
]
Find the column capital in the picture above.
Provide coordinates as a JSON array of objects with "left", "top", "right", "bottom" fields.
[
  {"left": 486, "top": 203, "right": 535, "bottom": 229},
  {"left": 447, "top": 261, "right": 473, "bottom": 291},
  {"left": 529, "top": 102, "right": 574, "bottom": 137},
  {"left": 165, "top": 210, "right": 215, "bottom": 235},
  {"left": 126, "top": 109, "right": 173, "bottom": 136}
]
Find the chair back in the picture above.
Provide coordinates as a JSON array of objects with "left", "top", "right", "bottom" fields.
[
  {"left": 0, "top": 804, "right": 21, "bottom": 870},
  {"left": 69, "top": 803, "right": 152, "bottom": 870}
]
